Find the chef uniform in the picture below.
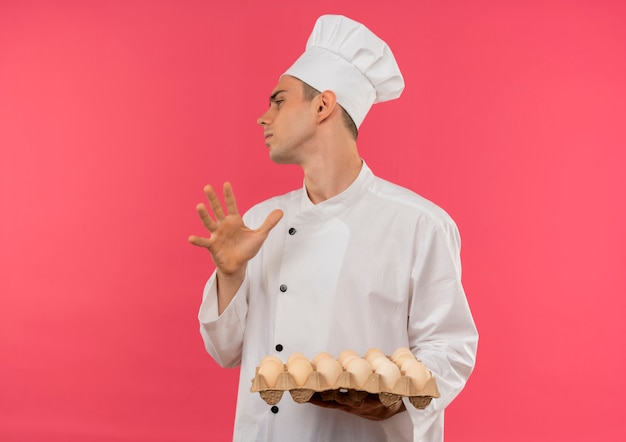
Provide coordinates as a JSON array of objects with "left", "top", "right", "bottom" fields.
[{"left": 198, "top": 15, "right": 478, "bottom": 442}]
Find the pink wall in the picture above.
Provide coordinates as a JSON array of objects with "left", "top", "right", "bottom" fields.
[{"left": 1, "top": 1, "right": 625, "bottom": 441}]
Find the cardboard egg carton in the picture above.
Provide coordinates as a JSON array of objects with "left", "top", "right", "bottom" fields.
[{"left": 250, "top": 357, "right": 440, "bottom": 409}]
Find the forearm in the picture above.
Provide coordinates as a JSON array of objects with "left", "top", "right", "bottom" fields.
[{"left": 216, "top": 267, "right": 246, "bottom": 315}]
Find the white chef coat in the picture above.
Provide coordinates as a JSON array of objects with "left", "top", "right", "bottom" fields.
[{"left": 199, "top": 162, "right": 478, "bottom": 441}]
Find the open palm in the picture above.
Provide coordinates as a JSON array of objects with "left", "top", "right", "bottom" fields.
[{"left": 189, "top": 182, "right": 283, "bottom": 276}]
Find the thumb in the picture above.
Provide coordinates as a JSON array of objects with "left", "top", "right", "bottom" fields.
[{"left": 258, "top": 209, "right": 284, "bottom": 234}]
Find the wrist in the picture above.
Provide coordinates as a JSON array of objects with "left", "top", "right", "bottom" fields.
[{"left": 217, "top": 266, "right": 246, "bottom": 283}]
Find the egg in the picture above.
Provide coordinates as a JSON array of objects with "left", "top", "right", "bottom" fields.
[
  {"left": 311, "top": 352, "right": 334, "bottom": 366},
  {"left": 287, "top": 352, "right": 308, "bottom": 364},
  {"left": 258, "top": 357, "right": 284, "bottom": 388},
  {"left": 364, "top": 347, "right": 385, "bottom": 363},
  {"left": 370, "top": 355, "right": 391, "bottom": 371},
  {"left": 395, "top": 352, "right": 417, "bottom": 367},
  {"left": 286, "top": 358, "right": 313, "bottom": 386},
  {"left": 340, "top": 355, "right": 359, "bottom": 369},
  {"left": 345, "top": 357, "right": 373, "bottom": 388},
  {"left": 375, "top": 359, "right": 402, "bottom": 389},
  {"left": 391, "top": 347, "right": 413, "bottom": 363},
  {"left": 400, "top": 357, "right": 419, "bottom": 373},
  {"left": 405, "top": 361, "right": 432, "bottom": 390},
  {"left": 315, "top": 357, "right": 343, "bottom": 386},
  {"left": 260, "top": 355, "right": 283, "bottom": 365},
  {"left": 338, "top": 349, "right": 359, "bottom": 365}
]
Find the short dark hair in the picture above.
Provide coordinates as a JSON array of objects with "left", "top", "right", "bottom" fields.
[{"left": 301, "top": 82, "right": 358, "bottom": 140}]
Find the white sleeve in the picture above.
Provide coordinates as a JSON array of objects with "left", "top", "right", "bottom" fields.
[
  {"left": 198, "top": 270, "right": 249, "bottom": 368},
  {"left": 406, "top": 218, "right": 479, "bottom": 440}
]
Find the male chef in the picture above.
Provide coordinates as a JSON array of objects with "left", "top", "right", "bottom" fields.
[{"left": 189, "top": 14, "right": 478, "bottom": 441}]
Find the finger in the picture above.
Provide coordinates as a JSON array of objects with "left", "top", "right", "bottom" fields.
[
  {"left": 203, "top": 184, "right": 226, "bottom": 220},
  {"left": 223, "top": 182, "right": 240, "bottom": 216},
  {"left": 188, "top": 235, "right": 212, "bottom": 248},
  {"left": 309, "top": 399, "right": 341, "bottom": 409},
  {"left": 308, "top": 395, "right": 345, "bottom": 410},
  {"left": 196, "top": 203, "right": 217, "bottom": 231},
  {"left": 333, "top": 394, "right": 360, "bottom": 407},
  {"left": 258, "top": 209, "right": 284, "bottom": 234}
]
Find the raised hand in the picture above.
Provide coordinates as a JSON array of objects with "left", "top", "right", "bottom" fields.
[
  {"left": 189, "top": 182, "right": 283, "bottom": 313},
  {"left": 189, "top": 182, "right": 283, "bottom": 277}
]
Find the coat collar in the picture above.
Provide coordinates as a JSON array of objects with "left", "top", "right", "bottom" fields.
[{"left": 297, "top": 160, "right": 374, "bottom": 220}]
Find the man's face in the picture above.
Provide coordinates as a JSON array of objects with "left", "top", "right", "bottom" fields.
[{"left": 257, "top": 75, "right": 317, "bottom": 164}]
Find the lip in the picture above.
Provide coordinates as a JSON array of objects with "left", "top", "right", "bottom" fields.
[{"left": 264, "top": 132, "right": 273, "bottom": 139}]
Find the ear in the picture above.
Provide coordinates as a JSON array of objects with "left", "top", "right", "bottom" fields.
[{"left": 314, "top": 90, "right": 338, "bottom": 123}]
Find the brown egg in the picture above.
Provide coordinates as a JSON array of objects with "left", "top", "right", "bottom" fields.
[
  {"left": 345, "top": 357, "right": 373, "bottom": 388},
  {"left": 311, "top": 352, "right": 334, "bottom": 366},
  {"left": 405, "top": 361, "right": 432, "bottom": 390},
  {"left": 364, "top": 347, "right": 385, "bottom": 363},
  {"left": 340, "top": 355, "right": 359, "bottom": 369},
  {"left": 258, "top": 357, "right": 284, "bottom": 388},
  {"left": 260, "top": 355, "right": 283, "bottom": 365},
  {"left": 375, "top": 359, "right": 402, "bottom": 389},
  {"left": 400, "top": 357, "right": 419, "bottom": 373},
  {"left": 370, "top": 355, "right": 391, "bottom": 371},
  {"left": 395, "top": 352, "right": 417, "bottom": 368},
  {"left": 393, "top": 353, "right": 417, "bottom": 369},
  {"left": 392, "top": 347, "right": 413, "bottom": 363},
  {"left": 287, "top": 352, "right": 308, "bottom": 364},
  {"left": 315, "top": 357, "right": 343, "bottom": 387},
  {"left": 286, "top": 358, "right": 313, "bottom": 386},
  {"left": 338, "top": 349, "right": 359, "bottom": 365}
]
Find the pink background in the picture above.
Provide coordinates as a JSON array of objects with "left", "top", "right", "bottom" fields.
[{"left": 1, "top": 1, "right": 625, "bottom": 441}]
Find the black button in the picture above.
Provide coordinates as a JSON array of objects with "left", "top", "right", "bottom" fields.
[
  {"left": 288, "top": 227, "right": 297, "bottom": 235},
  {"left": 279, "top": 284, "right": 287, "bottom": 292},
  {"left": 275, "top": 344, "right": 283, "bottom": 352},
  {"left": 271, "top": 405, "right": 279, "bottom": 414}
]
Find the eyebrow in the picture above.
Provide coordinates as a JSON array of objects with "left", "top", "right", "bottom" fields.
[{"left": 269, "top": 89, "right": 287, "bottom": 103}]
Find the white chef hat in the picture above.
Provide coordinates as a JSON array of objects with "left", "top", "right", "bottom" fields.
[{"left": 283, "top": 14, "right": 405, "bottom": 128}]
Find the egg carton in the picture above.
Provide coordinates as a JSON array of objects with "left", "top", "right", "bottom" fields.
[{"left": 250, "top": 365, "right": 440, "bottom": 409}]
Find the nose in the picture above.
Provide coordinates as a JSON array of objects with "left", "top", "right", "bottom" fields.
[{"left": 257, "top": 109, "right": 271, "bottom": 126}]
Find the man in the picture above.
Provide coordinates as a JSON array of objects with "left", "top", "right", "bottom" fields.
[{"left": 189, "top": 15, "right": 478, "bottom": 441}]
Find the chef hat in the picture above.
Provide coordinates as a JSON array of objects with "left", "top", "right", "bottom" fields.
[{"left": 283, "top": 14, "right": 404, "bottom": 128}]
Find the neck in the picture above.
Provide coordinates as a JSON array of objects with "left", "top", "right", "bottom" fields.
[{"left": 302, "top": 142, "right": 362, "bottom": 204}]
